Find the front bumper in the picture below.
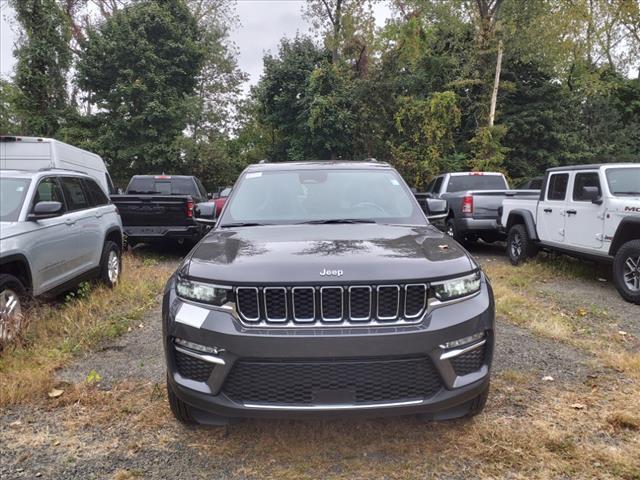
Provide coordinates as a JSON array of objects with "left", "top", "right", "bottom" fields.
[{"left": 162, "top": 275, "right": 495, "bottom": 420}]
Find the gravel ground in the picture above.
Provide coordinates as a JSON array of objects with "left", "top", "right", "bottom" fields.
[{"left": 0, "top": 243, "right": 630, "bottom": 480}]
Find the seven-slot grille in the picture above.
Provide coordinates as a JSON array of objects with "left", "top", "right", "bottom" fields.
[{"left": 235, "top": 283, "right": 428, "bottom": 327}]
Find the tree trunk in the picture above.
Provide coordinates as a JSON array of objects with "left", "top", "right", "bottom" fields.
[{"left": 488, "top": 40, "right": 503, "bottom": 127}]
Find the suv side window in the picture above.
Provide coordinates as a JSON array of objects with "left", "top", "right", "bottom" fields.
[
  {"left": 32, "top": 177, "right": 66, "bottom": 211},
  {"left": 60, "top": 177, "right": 90, "bottom": 211},
  {"left": 83, "top": 178, "right": 110, "bottom": 206},
  {"left": 547, "top": 173, "right": 569, "bottom": 201},
  {"left": 572, "top": 172, "right": 601, "bottom": 201}
]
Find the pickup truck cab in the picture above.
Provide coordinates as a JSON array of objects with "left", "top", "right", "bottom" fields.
[
  {"left": 427, "top": 172, "right": 525, "bottom": 244},
  {"left": 0, "top": 169, "right": 123, "bottom": 343},
  {"left": 500, "top": 163, "right": 640, "bottom": 304},
  {"left": 163, "top": 161, "right": 495, "bottom": 424},
  {"left": 111, "top": 175, "right": 209, "bottom": 248}
]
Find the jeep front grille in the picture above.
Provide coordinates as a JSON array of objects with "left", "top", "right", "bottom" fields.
[{"left": 235, "top": 283, "right": 427, "bottom": 327}]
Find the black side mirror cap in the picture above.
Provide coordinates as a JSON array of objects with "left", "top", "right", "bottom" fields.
[{"left": 194, "top": 202, "right": 217, "bottom": 225}]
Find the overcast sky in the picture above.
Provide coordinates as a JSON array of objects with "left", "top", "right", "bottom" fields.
[{"left": 1, "top": 0, "right": 391, "bottom": 91}]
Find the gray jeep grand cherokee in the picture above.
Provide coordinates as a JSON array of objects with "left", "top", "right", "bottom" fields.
[{"left": 163, "top": 161, "right": 494, "bottom": 424}]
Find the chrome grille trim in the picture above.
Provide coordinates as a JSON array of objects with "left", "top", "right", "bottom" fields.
[
  {"left": 263, "top": 287, "right": 288, "bottom": 323},
  {"left": 236, "top": 287, "right": 260, "bottom": 322},
  {"left": 404, "top": 284, "right": 428, "bottom": 319},
  {"left": 233, "top": 283, "right": 430, "bottom": 327},
  {"left": 376, "top": 285, "right": 400, "bottom": 320},
  {"left": 320, "top": 286, "right": 343, "bottom": 322},
  {"left": 348, "top": 286, "right": 372, "bottom": 321},
  {"left": 292, "top": 287, "right": 315, "bottom": 323}
]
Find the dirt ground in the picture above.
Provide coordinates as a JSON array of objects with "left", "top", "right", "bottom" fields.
[{"left": 1, "top": 242, "right": 638, "bottom": 480}]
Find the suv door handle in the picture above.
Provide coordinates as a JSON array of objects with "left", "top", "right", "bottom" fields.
[
  {"left": 65, "top": 219, "right": 76, "bottom": 226},
  {"left": 566, "top": 209, "right": 577, "bottom": 215},
  {"left": 543, "top": 208, "right": 552, "bottom": 213},
  {"left": 95, "top": 212, "right": 103, "bottom": 218}
]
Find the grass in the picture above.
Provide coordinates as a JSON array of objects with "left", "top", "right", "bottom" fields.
[
  {"left": 482, "top": 256, "right": 640, "bottom": 379},
  {"left": 0, "top": 253, "right": 173, "bottom": 407}
]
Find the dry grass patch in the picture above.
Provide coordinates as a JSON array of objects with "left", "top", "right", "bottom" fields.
[
  {"left": 483, "top": 259, "right": 640, "bottom": 379},
  {"left": 0, "top": 254, "right": 173, "bottom": 407}
]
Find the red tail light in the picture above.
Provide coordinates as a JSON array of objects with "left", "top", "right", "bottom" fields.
[
  {"left": 186, "top": 199, "right": 194, "bottom": 218},
  {"left": 461, "top": 195, "right": 473, "bottom": 215}
]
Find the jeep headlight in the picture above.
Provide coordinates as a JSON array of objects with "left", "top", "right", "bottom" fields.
[
  {"left": 432, "top": 271, "right": 481, "bottom": 301},
  {"left": 176, "top": 277, "right": 229, "bottom": 306}
]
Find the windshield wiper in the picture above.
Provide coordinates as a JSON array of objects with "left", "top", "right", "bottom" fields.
[
  {"left": 219, "top": 222, "right": 274, "bottom": 228},
  {"left": 298, "top": 218, "right": 376, "bottom": 225},
  {"left": 613, "top": 191, "right": 640, "bottom": 195}
]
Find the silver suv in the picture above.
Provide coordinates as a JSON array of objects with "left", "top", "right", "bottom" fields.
[{"left": 0, "top": 169, "right": 123, "bottom": 343}]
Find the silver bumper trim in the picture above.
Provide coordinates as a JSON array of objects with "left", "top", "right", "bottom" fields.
[
  {"left": 242, "top": 399, "right": 424, "bottom": 411},
  {"left": 175, "top": 345, "right": 226, "bottom": 366},
  {"left": 440, "top": 339, "right": 486, "bottom": 361}
]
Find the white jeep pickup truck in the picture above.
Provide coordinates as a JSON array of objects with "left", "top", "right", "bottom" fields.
[{"left": 499, "top": 163, "right": 640, "bottom": 304}]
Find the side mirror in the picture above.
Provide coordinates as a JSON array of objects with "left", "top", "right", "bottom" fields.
[
  {"left": 424, "top": 198, "right": 448, "bottom": 221},
  {"left": 582, "top": 186, "right": 602, "bottom": 205},
  {"left": 194, "top": 202, "right": 217, "bottom": 225},
  {"left": 28, "top": 201, "right": 63, "bottom": 220}
]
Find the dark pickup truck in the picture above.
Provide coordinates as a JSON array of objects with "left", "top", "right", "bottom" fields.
[{"left": 111, "top": 175, "right": 209, "bottom": 247}]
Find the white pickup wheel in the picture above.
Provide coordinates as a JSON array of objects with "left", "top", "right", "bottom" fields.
[
  {"left": 507, "top": 224, "right": 537, "bottom": 265},
  {"left": 613, "top": 240, "right": 640, "bottom": 305}
]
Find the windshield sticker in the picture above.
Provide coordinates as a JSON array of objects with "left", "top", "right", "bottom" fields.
[
  {"left": 390, "top": 179, "right": 400, "bottom": 186},
  {"left": 246, "top": 172, "right": 262, "bottom": 179}
]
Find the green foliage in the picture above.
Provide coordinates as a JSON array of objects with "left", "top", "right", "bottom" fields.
[
  {"left": 468, "top": 125, "right": 508, "bottom": 172},
  {"left": 390, "top": 92, "right": 462, "bottom": 187},
  {"left": 75, "top": 0, "right": 205, "bottom": 184},
  {"left": 0, "top": 80, "right": 20, "bottom": 134},
  {"left": 12, "top": 0, "right": 71, "bottom": 136}
]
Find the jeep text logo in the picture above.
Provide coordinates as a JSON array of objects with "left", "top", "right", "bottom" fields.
[
  {"left": 320, "top": 268, "right": 343, "bottom": 277},
  {"left": 625, "top": 206, "right": 640, "bottom": 213}
]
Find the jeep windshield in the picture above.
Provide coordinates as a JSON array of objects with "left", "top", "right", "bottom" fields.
[
  {"left": 219, "top": 168, "right": 427, "bottom": 227},
  {"left": 0, "top": 177, "right": 31, "bottom": 222},
  {"left": 606, "top": 167, "right": 640, "bottom": 196}
]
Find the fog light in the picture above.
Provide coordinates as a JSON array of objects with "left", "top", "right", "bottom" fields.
[
  {"left": 174, "top": 338, "right": 223, "bottom": 355},
  {"left": 439, "top": 332, "right": 485, "bottom": 350}
]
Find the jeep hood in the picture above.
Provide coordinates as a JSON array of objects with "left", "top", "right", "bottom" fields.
[{"left": 185, "top": 224, "right": 477, "bottom": 284}]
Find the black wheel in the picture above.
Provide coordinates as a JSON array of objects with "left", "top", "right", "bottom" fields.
[
  {"left": 446, "top": 218, "right": 465, "bottom": 244},
  {"left": 0, "top": 274, "right": 27, "bottom": 345},
  {"left": 613, "top": 240, "right": 640, "bottom": 305},
  {"left": 99, "top": 241, "right": 121, "bottom": 288},
  {"left": 167, "top": 376, "right": 196, "bottom": 424},
  {"left": 507, "top": 224, "right": 537, "bottom": 265},
  {"left": 466, "top": 381, "right": 490, "bottom": 418}
]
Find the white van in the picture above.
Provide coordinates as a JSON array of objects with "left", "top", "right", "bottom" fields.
[{"left": 0, "top": 136, "right": 116, "bottom": 195}]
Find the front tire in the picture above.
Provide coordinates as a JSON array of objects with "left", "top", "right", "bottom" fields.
[
  {"left": 0, "top": 274, "right": 27, "bottom": 345},
  {"left": 99, "top": 240, "right": 121, "bottom": 288},
  {"left": 613, "top": 240, "right": 640, "bottom": 305},
  {"left": 507, "top": 224, "right": 537, "bottom": 265},
  {"left": 167, "top": 376, "right": 196, "bottom": 424}
]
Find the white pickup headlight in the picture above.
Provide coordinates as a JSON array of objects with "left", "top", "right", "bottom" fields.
[
  {"left": 432, "top": 271, "right": 481, "bottom": 301},
  {"left": 176, "top": 277, "right": 229, "bottom": 306}
]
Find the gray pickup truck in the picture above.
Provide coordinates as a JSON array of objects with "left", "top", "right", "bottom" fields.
[{"left": 425, "top": 172, "right": 537, "bottom": 244}]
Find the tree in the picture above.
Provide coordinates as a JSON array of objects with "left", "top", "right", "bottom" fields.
[
  {"left": 75, "top": 0, "right": 204, "bottom": 182},
  {"left": 389, "top": 91, "right": 463, "bottom": 187},
  {"left": 254, "top": 36, "right": 328, "bottom": 161},
  {"left": 0, "top": 80, "right": 21, "bottom": 134},
  {"left": 11, "top": 0, "right": 71, "bottom": 136}
]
